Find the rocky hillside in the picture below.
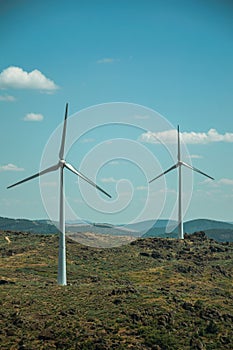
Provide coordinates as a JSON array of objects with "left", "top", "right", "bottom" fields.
[{"left": 0, "top": 230, "right": 232, "bottom": 349}]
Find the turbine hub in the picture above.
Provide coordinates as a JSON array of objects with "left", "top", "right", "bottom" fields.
[{"left": 59, "top": 159, "right": 66, "bottom": 167}]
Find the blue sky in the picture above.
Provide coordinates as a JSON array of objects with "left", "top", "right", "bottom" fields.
[{"left": 1, "top": 0, "right": 233, "bottom": 224}]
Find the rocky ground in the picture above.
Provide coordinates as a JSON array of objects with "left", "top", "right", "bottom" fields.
[{"left": 0, "top": 230, "right": 232, "bottom": 349}]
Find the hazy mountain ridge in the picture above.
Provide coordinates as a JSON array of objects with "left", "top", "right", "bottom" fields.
[
  {"left": 184, "top": 219, "right": 233, "bottom": 232},
  {"left": 0, "top": 216, "right": 58, "bottom": 234},
  {"left": 0, "top": 216, "right": 232, "bottom": 242},
  {"left": 143, "top": 219, "right": 233, "bottom": 242}
]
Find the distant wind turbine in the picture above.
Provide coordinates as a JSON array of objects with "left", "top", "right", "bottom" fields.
[
  {"left": 7, "top": 103, "right": 111, "bottom": 285},
  {"left": 149, "top": 126, "right": 214, "bottom": 239}
]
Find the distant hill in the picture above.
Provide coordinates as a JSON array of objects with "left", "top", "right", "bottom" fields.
[
  {"left": 184, "top": 219, "right": 233, "bottom": 232},
  {"left": 66, "top": 222, "right": 139, "bottom": 238},
  {"left": 125, "top": 219, "right": 177, "bottom": 233},
  {"left": 67, "top": 231, "right": 136, "bottom": 248},
  {"left": 0, "top": 217, "right": 138, "bottom": 238},
  {"left": 142, "top": 219, "right": 233, "bottom": 242},
  {"left": 0, "top": 216, "right": 232, "bottom": 242},
  {"left": 0, "top": 217, "right": 58, "bottom": 234}
]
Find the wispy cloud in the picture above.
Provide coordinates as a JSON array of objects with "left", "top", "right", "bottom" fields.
[
  {"left": 219, "top": 178, "right": 233, "bottom": 185},
  {"left": 0, "top": 94, "right": 16, "bottom": 101},
  {"left": 0, "top": 163, "right": 24, "bottom": 172},
  {"left": 101, "top": 177, "right": 118, "bottom": 183},
  {"left": 108, "top": 160, "right": 119, "bottom": 166},
  {"left": 136, "top": 186, "right": 148, "bottom": 191},
  {"left": 0, "top": 66, "right": 59, "bottom": 92},
  {"left": 134, "top": 114, "right": 150, "bottom": 120},
  {"left": 40, "top": 181, "right": 58, "bottom": 187},
  {"left": 97, "top": 58, "right": 119, "bottom": 64},
  {"left": 201, "top": 178, "right": 233, "bottom": 187},
  {"left": 80, "top": 138, "right": 95, "bottom": 143},
  {"left": 157, "top": 188, "right": 177, "bottom": 195},
  {"left": 23, "top": 113, "right": 44, "bottom": 121},
  {"left": 188, "top": 154, "right": 203, "bottom": 159},
  {"left": 140, "top": 128, "right": 233, "bottom": 144}
]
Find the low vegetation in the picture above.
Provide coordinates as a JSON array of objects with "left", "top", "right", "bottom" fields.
[{"left": 0, "top": 230, "right": 232, "bottom": 349}]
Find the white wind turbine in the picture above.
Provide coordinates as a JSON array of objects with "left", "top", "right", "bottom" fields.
[
  {"left": 149, "top": 126, "right": 214, "bottom": 240},
  {"left": 7, "top": 103, "right": 111, "bottom": 285}
]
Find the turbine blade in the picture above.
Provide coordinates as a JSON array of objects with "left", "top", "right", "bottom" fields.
[
  {"left": 64, "top": 162, "right": 112, "bottom": 198},
  {"left": 181, "top": 161, "right": 214, "bottom": 180},
  {"left": 7, "top": 163, "right": 59, "bottom": 189},
  {"left": 149, "top": 164, "right": 177, "bottom": 183},
  {"left": 177, "top": 125, "right": 181, "bottom": 161},
  {"left": 59, "top": 103, "right": 68, "bottom": 160}
]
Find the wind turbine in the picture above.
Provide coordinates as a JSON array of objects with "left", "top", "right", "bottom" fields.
[
  {"left": 149, "top": 126, "right": 214, "bottom": 239},
  {"left": 7, "top": 103, "right": 111, "bottom": 285}
]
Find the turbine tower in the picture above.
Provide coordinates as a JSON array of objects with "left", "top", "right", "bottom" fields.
[
  {"left": 7, "top": 103, "right": 111, "bottom": 285},
  {"left": 149, "top": 126, "right": 214, "bottom": 239}
]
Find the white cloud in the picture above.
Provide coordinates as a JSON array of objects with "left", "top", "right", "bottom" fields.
[
  {"left": 188, "top": 154, "right": 203, "bottom": 159},
  {"left": 200, "top": 178, "right": 233, "bottom": 187},
  {"left": 108, "top": 160, "right": 119, "bottom": 165},
  {"left": 219, "top": 178, "right": 233, "bottom": 185},
  {"left": 158, "top": 188, "right": 177, "bottom": 195},
  {"left": 140, "top": 128, "right": 233, "bottom": 144},
  {"left": 136, "top": 186, "right": 148, "bottom": 191},
  {"left": 0, "top": 94, "right": 16, "bottom": 101},
  {"left": 40, "top": 181, "right": 57, "bottom": 187},
  {"left": 101, "top": 177, "right": 118, "bottom": 183},
  {"left": 80, "top": 138, "right": 95, "bottom": 143},
  {"left": 0, "top": 66, "right": 59, "bottom": 91},
  {"left": 97, "top": 58, "right": 119, "bottom": 64},
  {"left": 23, "top": 113, "right": 44, "bottom": 121},
  {"left": 0, "top": 163, "right": 24, "bottom": 172},
  {"left": 134, "top": 114, "right": 150, "bottom": 120}
]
